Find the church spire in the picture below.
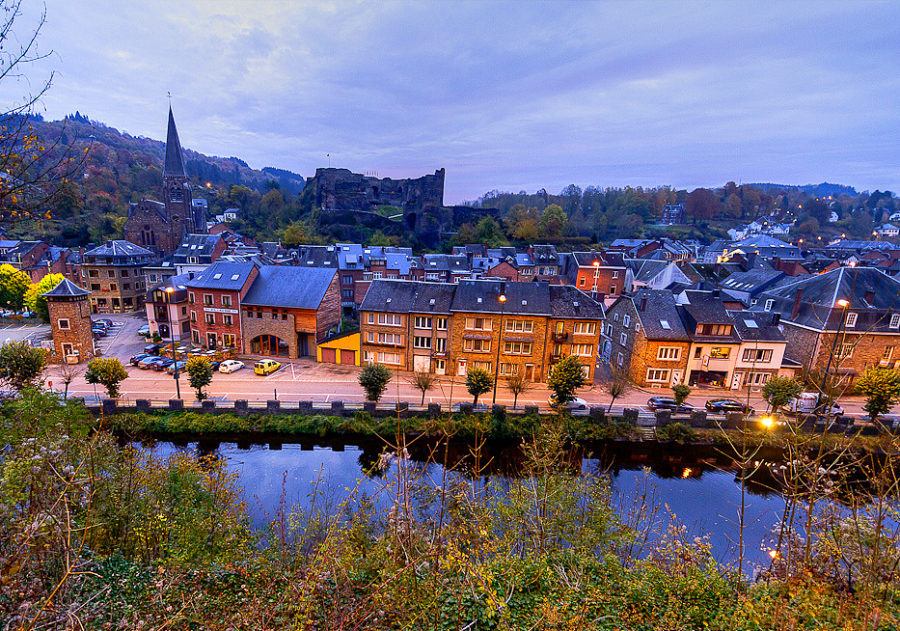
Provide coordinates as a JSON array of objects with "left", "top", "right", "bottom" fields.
[{"left": 163, "top": 105, "right": 187, "bottom": 178}]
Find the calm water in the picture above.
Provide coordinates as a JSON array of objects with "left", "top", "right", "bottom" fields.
[{"left": 145, "top": 438, "right": 787, "bottom": 568}]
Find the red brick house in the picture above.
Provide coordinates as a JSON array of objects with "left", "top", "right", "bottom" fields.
[{"left": 186, "top": 262, "right": 258, "bottom": 351}]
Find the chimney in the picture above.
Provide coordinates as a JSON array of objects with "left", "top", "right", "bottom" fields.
[
  {"left": 712, "top": 288, "right": 720, "bottom": 298},
  {"left": 865, "top": 290, "right": 875, "bottom": 304},
  {"left": 188, "top": 271, "right": 194, "bottom": 280},
  {"left": 772, "top": 313, "right": 781, "bottom": 326},
  {"left": 105, "top": 240, "right": 112, "bottom": 248},
  {"left": 640, "top": 296, "right": 647, "bottom": 311},
  {"left": 791, "top": 288, "right": 804, "bottom": 319}
]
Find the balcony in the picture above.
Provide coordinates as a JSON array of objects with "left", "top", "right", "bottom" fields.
[
  {"left": 431, "top": 350, "right": 447, "bottom": 358},
  {"left": 549, "top": 353, "right": 563, "bottom": 364},
  {"left": 552, "top": 332, "right": 568, "bottom": 343}
]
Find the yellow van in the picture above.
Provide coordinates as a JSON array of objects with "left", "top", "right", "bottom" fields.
[{"left": 254, "top": 359, "right": 282, "bottom": 376}]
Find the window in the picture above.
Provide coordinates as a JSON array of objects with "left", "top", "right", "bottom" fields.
[
  {"left": 465, "top": 317, "right": 492, "bottom": 331},
  {"left": 579, "top": 277, "right": 586, "bottom": 287},
  {"left": 694, "top": 346, "right": 703, "bottom": 358},
  {"left": 882, "top": 346, "right": 894, "bottom": 364},
  {"left": 222, "top": 295, "right": 232, "bottom": 307},
  {"left": 224, "top": 334, "right": 236, "bottom": 347},
  {"left": 272, "top": 311, "right": 278, "bottom": 320},
  {"left": 709, "top": 347, "right": 730, "bottom": 359},
  {"left": 343, "top": 275, "right": 353, "bottom": 286},
  {"left": 90, "top": 283, "right": 101, "bottom": 291},
  {"left": 891, "top": 314, "right": 900, "bottom": 329},
  {"left": 121, "top": 270, "right": 129, "bottom": 278},
  {"left": 616, "top": 352, "right": 624, "bottom": 367},
  {"left": 610, "top": 286, "right": 616, "bottom": 294},
  {"left": 436, "top": 317, "right": 448, "bottom": 331},
  {"left": 425, "top": 272, "right": 440, "bottom": 281},
  {"left": 764, "top": 299, "right": 774, "bottom": 311},
  {"left": 58, "top": 318, "right": 70, "bottom": 330},
  {"left": 107, "top": 270, "right": 115, "bottom": 278},
  {"left": 204, "top": 294, "right": 213, "bottom": 306},
  {"left": 499, "top": 362, "right": 515, "bottom": 376},
  {"left": 123, "top": 283, "right": 130, "bottom": 291},
  {"left": 837, "top": 343, "right": 854, "bottom": 358},
  {"left": 472, "top": 361, "right": 492, "bottom": 371},
  {"left": 375, "top": 352, "right": 402, "bottom": 365},
  {"left": 612, "top": 270, "right": 619, "bottom": 278},
  {"left": 505, "top": 319, "right": 534, "bottom": 333},
  {"left": 110, "top": 283, "right": 117, "bottom": 291},
  {"left": 573, "top": 322, "right": 595, "bottom": 335},
  {"left": 698, "top": 324, "right": 732, "bottom": 336},
  {"left": 572, "top": 344, "right": 593, "bottom": 356},
  {"left": 367, "top": 313, "right": 374, "bottom": 324},
  {"left": 189, "top": 292, "right": 195, "bottom": 304},
  {"left": 748, "top": 372, "right": 771, "bottom": 386},
  {"left": 657, "top": 347, "right": 681, "bottom": 361},
  {"left": 503, "top": 341, "right": 533, "bottom": 355},
  {"left": 415, "top": 316, "right": 433, "bottom": 329},
  {"left": 845, "top": 313, "right": 857, "bottom": 328},
  {"left": 742, "top": 348, "right": 773, "bottom": 363},
  {"left": 192, "top": 329, "right": 200, "bottom": 344},
  {"left": 464, "top": 338, "right": 491, "bottom": 352},
  {"left": 367, "top": 332, "right": 403, "bottom": 346},
  {"left": 205, "top": 313, "right": 215, "bottom": 325},
  {"left": 190, "top": 311, "right": 196, "bottom": 323},
  {"left": 434, "top": 337, "right": 447, "bottom": 352},
  {"left": 613, "top": 313, "right": 619, "bottom": 322},
  {"left": 646, "top": 368, "right": 670, "bottom": 383},
  {"left": 413, "top": 336, "right": 432, "bottom": 349},
  {"left": 342, "top": 290, "right": 354, "bottom": 300},
  {"left": 377, "top": 313, "right": 402, "bottom": 326},
  {"left": 619, "top": 332, "right": 628, "bottom": 346},
  {"left": 88, "top": 269, "right": 99, "bottom": 278},
  {"left": 223, "top": 315, "right": 233, "bottom": 326},
  {"left": 181, "top": 307, "right": 187, "bottom": 315},
  {"left": 660, "top": 320, "right": 671, "bottom": 330}
]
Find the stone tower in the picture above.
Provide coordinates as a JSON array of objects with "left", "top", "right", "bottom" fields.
[
  {"left": 42, "top": 278, "right": 94, "bottom": 364},
  {"left": 163, "top": 106, "right": 203, "bottom": 233}
]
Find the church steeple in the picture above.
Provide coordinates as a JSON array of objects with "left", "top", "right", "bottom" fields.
[{"left": 163, "top": 106, "right": 188, "bottom": 178}]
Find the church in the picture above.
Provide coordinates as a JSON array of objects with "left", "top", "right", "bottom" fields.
[{"left": 124, "top": 107, "right": 206, "bottom": 255}]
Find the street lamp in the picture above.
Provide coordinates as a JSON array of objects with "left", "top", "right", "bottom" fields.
[
  {"left": 165, "top": 286, "right": 182, "bottom": 400},
  {"left": 491, "top": 289, "right": 507, "bottom": 405},
  {"left": 818, "top": 297, "right": 850, "bottom": 413}
]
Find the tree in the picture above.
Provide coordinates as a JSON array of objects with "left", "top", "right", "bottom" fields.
[
  {"left": 0, "top": 263, "right": 31, "bottom": 310},
  {"left": 604, "top": 365, "right": 629, "bottom": 413},
  {"left": 855, "top": 368, "right": 900, "bottom": 423},
  {"left": 539, "top": 204, "right": 567, "bottom": 238},
  {"left": 85, "top": 357, "right": 128, "bottom": 399},
  {"left": 24, "top": 273, "right": 65, "bottom": 321},
  {"left": 465, "top": 367, "right": 493, "bottom": 406},
  {"left": 672, "top": 383, "right": 691, "bottom": 406},
  {"left": 685, "top": 188, "right": 720, "bottom": 222},
  {"left": 358, "top": 363, "right": 392, "bottom": 402},
  {"left": 548, "top": 355, "right": 587, "bottom": 406},
  {"left": 473, "top": 217, "right": 507, "bottom": 248},
  {"left": 761, "top": 376, "right": 803, "bottom": 414},
  {"left": 505, "top": 369, "right": 531, "bottom": 408},
  {"left": 59, "top": 361, "right": 80, "bottom": 399},
  {"left": 409, "top": 371, "right": 435, "bottom": 405},
  {"left": 0, "top": 340, "right": 47, "bottom": 390},
  {"left": 186, "top": 356, "right": 214, "bottom": 401}
]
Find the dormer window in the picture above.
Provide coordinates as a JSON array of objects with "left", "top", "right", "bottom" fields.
[
  {"left": 845, "top": 313, "right": 857, "bottom": 328},
  {"left": 891, "top": 314, "right": 900, "bottom": 329}
]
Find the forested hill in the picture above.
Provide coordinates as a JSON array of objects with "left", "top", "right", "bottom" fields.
[{"left": 9, "top": 113, "right": 305, "bottom": 245}]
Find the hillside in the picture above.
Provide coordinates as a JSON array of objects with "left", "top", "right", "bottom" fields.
[{"left": 2, "top": 113, "right": 305, "bottom": 246}]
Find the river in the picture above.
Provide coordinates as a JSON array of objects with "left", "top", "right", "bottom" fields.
[{"left": 144, "top": 437, "right": 788, "bottom": 569}]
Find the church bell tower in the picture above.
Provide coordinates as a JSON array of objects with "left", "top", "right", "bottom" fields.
[{"left": 163, "top": 107, "right": 204, "bottom": 233}]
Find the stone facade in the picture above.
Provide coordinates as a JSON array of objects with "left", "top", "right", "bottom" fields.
[
  {"left": 782, "top": 323, "right": 900, "bottom": 381},
  {"left": 607, "top": 299, "right": 690, "bottom": 388},
  {"left": 45, "top": 286, "right": 94, "bottom": 364}
]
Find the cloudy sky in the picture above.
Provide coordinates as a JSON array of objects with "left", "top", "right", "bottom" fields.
[{"left": 6, "top": 1, "right": 899, "bottom": 202}]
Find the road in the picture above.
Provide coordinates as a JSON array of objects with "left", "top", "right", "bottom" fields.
[{"left": 35, "top": 313, "right": 877, "bottom": 416}]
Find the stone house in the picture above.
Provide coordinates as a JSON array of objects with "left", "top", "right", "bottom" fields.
[
  {"left": 566, "top": 251, "right": 631, "bottom": 300},
  {"left": 42, "top": 278, "right": 94, "bottom": 364},
  {"left": 81, "top": 240, "right": 155, "bottom": 313}
]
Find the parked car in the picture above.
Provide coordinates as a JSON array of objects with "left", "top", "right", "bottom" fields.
[
  {"left": 92, "top": 327, "right": 107, "bottom": 337},
  {"left": 787, "top": 392, "right": 843, "bottom": 417},
  {"left": 548, "top": 395, "right": 589, "bottom": 411},
  {"left": 144, "top": 343, "right": 163, "bottom": 355},
  {"left": 138, "top": 356, "right": 164, "bottom": 369},
  {"left": 451, "top": 402, "right": 491, "bottom": 413},
  {"left": 129, "top": 353, "right": 150, "bottom": 366},
  {"left": 646, "top": 397, "right": 694, "bottom": 413},
  {"left": 20, "top": 310, "right": 35, "bottom": 319},
  {"left": 165, "top": 360, "right": 186, "bottom": 375},
  {"left": 254, "top": 359, "right": 281, "bottom": 376},
  {"left": 705, "top": 399, "right": 754, "bottom": 414},
  {"left": 100, "top": 318, "right": 113, "bottom": 327},
  {"left": 137, "top": 324, "right": 151, "bottom": 337},
  {"left": 219, "top": 360, "right": 244, "bottom": 374},
  {"left": 153, "top": 358, "right": 175, "bottom": 372}
]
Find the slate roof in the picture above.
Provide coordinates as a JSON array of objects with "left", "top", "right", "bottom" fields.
[
  {"left": 625, "top": 288, "right": 691, "bottom": 341},
  {"left": 163, "top": 106, "right": 187, "bottom": 177},
  {"left": 719, "top": 269, "right": 785, "bottom": 295},
  {"left": 360, "top": 280, "right": 452, "bottom": 315},
  {"left": 824, "top": 240, "right": 895, "bottom": 251},
  {"left": 84, "top": 240, "right": 154, "bottom": 258},
  {"left": 571, "top": 251, "right": 627, "bottom": 267},
  {"left": 422, "top": 254, "right": 470, "bottom": 273},
  {"left": 729, "top": 310, "right": 785, "bottom": 342},
  {"left": 185, "top": 261, "right": 256, "bottom": 291},
  {"left": 173, "top": 234, "right": 222, "bottom": 261},
  {"left": 755, "top": 266, "right": 900, "bottom": 332},
  {"left": 549, "top": 285, "right": 604, "bottom": 319},
  {"left": 730, "top": 235, "right": 796, "bottom": 250},
  {"left": 627, "top": 259, "right": 667, "bottom": 283},
  {"left": 41, "top": 277, "right": 90, "bottom": 298},
  {"left": 241, "top": 266, "right": 336, "bottom": 309},
  {"left": 295, "top": 245, "right": 339, "bottom": 267},
  {"left": 452, "top": 279, "right": 551, "bottom": 316},
  {"left": 530, "top": 244, "right": 559, "bottom": 263}
]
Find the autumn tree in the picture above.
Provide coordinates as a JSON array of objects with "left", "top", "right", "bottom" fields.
[
  {"left": 539, "top": 204, "right": 567, "bottom": 238},
  {"left": 761, "top": 376, "right": 803, "bottom": 415},
  {"left": 685, "top": 188, "right": 720, "bottom": 222},
  {"left": 185, "top": 356, "right": 214, "bottom": 401},
  {"left": 548, "top": 355, "right": 587, "bottom": 406},
  {"left": 473, "top": 216, "right": 507, "bottom": 248},
  {"left": 409, "top": 371, "right": 435, "bottom": 405},
  {"left": 505, "top": 369, "right": 531, "bottom": 408},
  {"left": 84, "top": 357, "right": 128, "bottom": 399},
  {"left": 855, "top": 368, "right": 900, "bottom": 423},
  {"left": 0, "top": 263, "right": 31, "bottom": 310}
]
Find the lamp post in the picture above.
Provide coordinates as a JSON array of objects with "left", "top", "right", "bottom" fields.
[
  {"left": 818, "top": 298, "right": 849, "bottom": 412},
  {"left": 491, "top": 290, "right": 507, "bottom": 405},
  {"left": 165, "top": 287, "right": 181, "bottom": 400}
]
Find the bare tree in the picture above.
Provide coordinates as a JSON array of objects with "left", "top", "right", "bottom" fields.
[
  {"left": 58, "top": 361, "right": 80, "bottom": 399},
  {"left": 409, "top": 371, "right": 436, "bottom": 405},
  {"left": 604, "top": 365, "right": 630, "bottom": 413},
  {"left": 505, "top": 369, "right": 531, "bottom": 408}
]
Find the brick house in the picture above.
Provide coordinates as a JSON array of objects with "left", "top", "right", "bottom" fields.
[
  {"left": 81, "top": 240, "right": 155, "bottom": 313},
  {"left": 360, "top": 279, "right": 604, "bottom": 382},
  {"left": 42, "top": 278, "right": 94, "bottom": 364},
  {"left": 186, "top": 261, "right": 258, "bottom": 351},
  {"left": 755, "top": 266, "right": 900, "bottom": 384},
  {"left": 566, "top": 251, "right": 631, "bottom": 300},
  {"left": 607, "top": 289, "right": 691, "bottom": 388},
  {"left": 240, "top": 266, "right": 341, "bottom": 358},
  {"left": 145, "top": 273, "right": 192, "bottom": 341}
]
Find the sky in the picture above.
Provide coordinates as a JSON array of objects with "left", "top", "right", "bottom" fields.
[{"left": 4, "top": 0, "right": 900, "bottom": 202}]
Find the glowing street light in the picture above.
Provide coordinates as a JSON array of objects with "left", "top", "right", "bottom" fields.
[
  {"left": 164, "top": 286, "right": 182, "bottom": 400},
  {"left": 760, "top": 415, "right": 775, "bottom": 429}
]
